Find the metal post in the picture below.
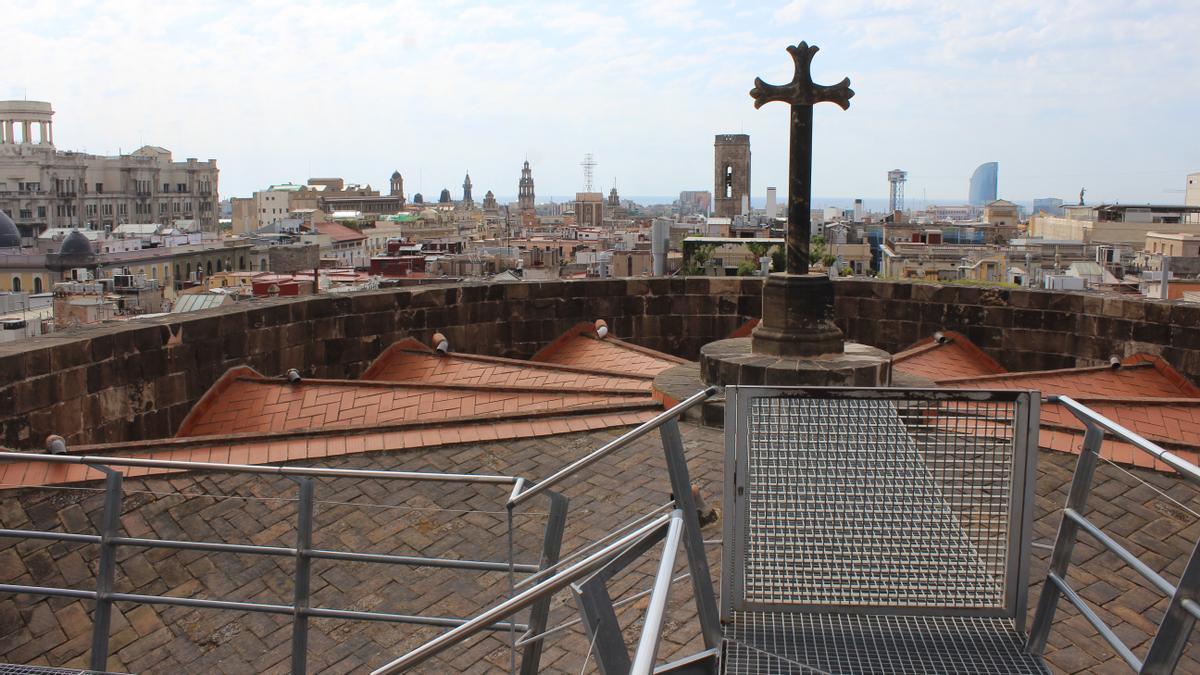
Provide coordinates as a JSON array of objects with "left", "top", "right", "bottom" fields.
[
  {"left": 659, "top": 419, "right": 722, "bottom": 648},
  {"left": 89, "top": 466, "right": 124, "bottom": 673},
  {"left": 572, "top": 577, "right": 631, "bottom": 674},
  {"left": 290, "top": 477, "right": 315, "bottom": 675},
  {"left": 1142, "top": 537, "right": 1200, "bottom": 674},
  {"left": 630, "top": 512, "right": 684, "bottom": 674},
  {"left": 518, "top": 490, "right": 568, "bottom": 675},
  {"left": 1027, "top": 423, "right": 1103, "bottom": 654}
]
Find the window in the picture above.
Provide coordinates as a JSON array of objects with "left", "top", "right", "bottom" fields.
[
  {"left": 95, "top": 183, "right": 103, "bottom": 193},
  {"left": 33, "top": 277, "right": 42, "bottom": 293},
  {"left": 177, "top": 183, "right": 187, "bottom": 193},
  {"left": 19, "top": 209, "right": 31, "bottom": 219},
  {"left": 11, "top": 277, "right": 20, "bottom": 292},
  {"left": 724, "top": 166, "right": 733, "bottom": 198},
  {"left": 163, "top": 183, "right": 170, "bottom": 192},
  {"left": 37, "top": 207, "right": 45, "bottom": 218}
]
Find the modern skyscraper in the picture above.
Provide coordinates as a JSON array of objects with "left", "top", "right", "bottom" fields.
[
  {"left": 765, "top": 187, "right": 777, "bottom": 219},
  {"left": 714, "top": 134, "right": 750, "bottom": 218},
  {"left": 969, "top": 162, "right": 999, "bottom": 206},
  {"left": 518, "top": 161, "right": 535, "bottom": 212}
]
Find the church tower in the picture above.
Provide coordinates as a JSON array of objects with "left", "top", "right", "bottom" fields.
[
  {"left": 518, "top": 160, "right": 535, "bottom": 213},
  {"left": 461, "top": 172, "right": 474, "bottom": 207},
  {"left": 389, "top": 170, "right": 405, "bottom": 205},
  {"left": 714, "top": 134, "right": 751, "bottom": 218}
]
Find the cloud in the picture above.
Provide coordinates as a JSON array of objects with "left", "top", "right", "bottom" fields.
[{"left": 7, "top": 0, "right": 1198, "bottom": 203}]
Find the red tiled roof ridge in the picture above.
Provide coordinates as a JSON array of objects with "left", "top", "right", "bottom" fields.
[
  {"left": 229, "top": 375, "right": 652, "bottom": 397},
  {"left": 599, "top": 335, "right": 691, "bottom": 365},
  {"left": 530, "top": 322, "right": 603, "bottom": 362},
  {"left": 938, "top": 361, "right": 1158, "bottom": 385},
  {"left": 1051, "top": 395, "right": 1200, "bottom": 405},
  {"left": 530, "top": 322, "right": 689, "bottom": 367},
  {"left": 175, "top": 365, "right": 263, "bottom": 437},
  {"left": 58, "top": 400, "right": 665, "bottom": 454},
  {"left": 0, "top": 409, "right": 662, "bottom": 489},
  {"left": 893, "top": 331, "right": 1006, "bottom": 374},
  {"left": 362, "top": 345, "right": 656, "bottom": 382},
  {"left": 1039, "top": 419, "right": 1197, "bottom": 453},
  {"left": 1123, "top": 353, "right": 1200, "bottom": 397}
]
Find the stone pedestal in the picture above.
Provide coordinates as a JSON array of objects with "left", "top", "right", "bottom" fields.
[
  {"left": 751, "top": 273, "right": 844, "bottom": 357},
  {"left": 701, "top": 337, "right": 891, "bottom": 387}
]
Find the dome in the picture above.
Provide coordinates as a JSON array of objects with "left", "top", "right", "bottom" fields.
[
  {"left": 58, "top": 230, "right": 94, "bottom": 256},
  {"left": 0, "top": 210, "right": 19, "bottom": 248},
  {"left": 391, "top": 170, "right": 401, "bottom": 179}
]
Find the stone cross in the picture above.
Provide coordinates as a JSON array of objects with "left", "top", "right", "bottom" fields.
[{"left": 751, "top": 42, "right": 853, "bottom": 275}]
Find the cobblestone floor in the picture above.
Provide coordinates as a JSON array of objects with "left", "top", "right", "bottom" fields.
[{"left": 1, "top": 422, "right": 1198, "bottom": 673}]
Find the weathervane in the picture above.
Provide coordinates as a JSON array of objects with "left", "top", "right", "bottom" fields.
[{"left": 750, "top": 42, "right": 853, "bottom": 274}]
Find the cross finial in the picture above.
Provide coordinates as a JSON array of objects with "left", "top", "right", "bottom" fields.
[{"left": 750, "top": 42, "right": 854, "bottom": 110}]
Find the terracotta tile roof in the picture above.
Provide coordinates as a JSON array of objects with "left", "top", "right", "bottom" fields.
[
  {"left": 175, "top": 368, "right": 654, "bottom": 438},
  {"left": 0, "top": 409, "right": 658, "bottom": 488},
  {"left": 939, "top": 361, "right": 1200, "bottom": 400},
  {"left": 531, "top": 322, "right": 687, "bottom": 376},
  {"left": 893, "top": 331, "right": 1007, "bottom": 381},
  {"left": 314, "top": 221, "right": 367, "bottom": 242},
  {"left": 362, "top": 338, "right": 655, "bottom": 391},
  {"left": 1038, "top": 398, "right": 1200, "bottom": 470}
]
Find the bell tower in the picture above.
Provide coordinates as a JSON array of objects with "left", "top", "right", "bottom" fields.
[{"left": 713, "top": 134, "right": 751, "bottom": 218}]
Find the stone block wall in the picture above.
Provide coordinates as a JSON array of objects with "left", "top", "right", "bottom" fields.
[
  {"left": 0, "top": 276, "right": 1196, "bottom": 450},
  {"left": 0, "top": 278, "right": 762, "bottom": 448},
  {"left": 832, "top": 279, "right": 1200, "bottom": 378}
]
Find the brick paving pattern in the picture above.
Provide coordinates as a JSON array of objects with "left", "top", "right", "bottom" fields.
[{"left": 2, "top": 422, "right": 1198, "bottom": 673}]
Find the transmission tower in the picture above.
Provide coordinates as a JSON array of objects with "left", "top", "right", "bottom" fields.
[
  {"left": 887, "top": 169, "right": 907, "bottom": 214},
  {"left": 581, "top": 153, "right": 597, "bottom": 192}
]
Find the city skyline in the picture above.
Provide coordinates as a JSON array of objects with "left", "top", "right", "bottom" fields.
[{"left": 9, "top": 0, "right": 1198, "bottom": 204}]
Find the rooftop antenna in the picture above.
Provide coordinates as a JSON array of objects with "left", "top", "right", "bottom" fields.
[{"left": 581, "top": 153, "right": 596, "bottom": 192}]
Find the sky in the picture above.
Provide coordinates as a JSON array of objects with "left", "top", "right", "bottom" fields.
[{"left": 9, "top": 0, "right": 1199, "bottom": 206}]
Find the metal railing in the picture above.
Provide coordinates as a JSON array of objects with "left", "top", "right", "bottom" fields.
[
  {"left": 376, "top": 386, "right": 721, "bottom": 674},
  {"left": 0, "top": 452, "right": 567, "bottom": 675},
  {"left": 1028, "top": 395, "right": 1200, "bottom": 673}
]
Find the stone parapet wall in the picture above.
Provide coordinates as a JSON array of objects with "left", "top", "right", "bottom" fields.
[
  {"left": 832, "top": 279, "right": 1199, "bottom": 377},
  {"left": 0, "top": 276, "right": 1196, "bottom": 449},
  {"left": 0, "top": 278, "right": 762, "bottom": 448}
]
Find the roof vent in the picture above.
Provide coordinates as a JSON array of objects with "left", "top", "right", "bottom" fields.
[
  {"left": 286, "top": 368, "right": 303, "bottom": 383},
  {"left": 933, "top": 331, "right": 949, "bottom": 344},
  {"left": 432, "top": 332, "right": 449, "bottom": 355},
  {"left": 45, "top": 435, "right": 67, "bottom": 455},
  {"left": 595, "top": 319, "right": 609, "bottom": 339},
  {"left": 1109, "top": 356, "right": 1122, "bottom": 369}
]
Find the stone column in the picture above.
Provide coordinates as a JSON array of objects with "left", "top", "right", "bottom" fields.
[
  {"left": 39, "top": 122, "right": 47, "bottom": 144},
  {"left": 0, "top": 119, "right": 6, "bottom": 144},
  {"left": 23, "top": 121, "right": 33, "bottom": 144}
]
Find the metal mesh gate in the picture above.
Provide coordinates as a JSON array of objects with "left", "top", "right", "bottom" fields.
[
  {"left": 721, "top": 387, "right": 1043, "bottom": 674},
  {"left": 738, "top": 395, "right": 1020, "bottom": 610}
]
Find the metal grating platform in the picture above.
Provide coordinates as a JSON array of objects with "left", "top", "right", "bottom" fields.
[
  {"left": 721, "top": 612, "right": 1049, "bottom": 674},
  {"left": 738, "top": 397, "right": 1015, "bottom": 610}
]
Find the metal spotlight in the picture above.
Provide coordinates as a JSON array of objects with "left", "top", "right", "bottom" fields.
[
  {"left": 933, "top": 331, "right": 948, "bottom": 344},
  {"left": 287, "top": 368, "right": 303, "bottom": 383},
  {"left": 1109, "top": 356, "right": 1122, "bottom": 369},
  {"left": 594, "top": 319, "right": 609, "bottom": 339}
]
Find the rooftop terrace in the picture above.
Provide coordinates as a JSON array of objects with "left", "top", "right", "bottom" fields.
[{"left": 0, "top": 277, "right": 1198, "bottom": 673}]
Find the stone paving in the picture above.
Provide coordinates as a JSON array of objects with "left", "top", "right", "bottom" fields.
[{"left": 1, "top": 422, "right": 1198, "bottom": 673}]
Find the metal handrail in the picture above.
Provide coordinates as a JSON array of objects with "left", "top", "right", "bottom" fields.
[
  {"left": 370, "top": 511, "right": 675, "bottom": 675},
  {"left": 1029, "top": 396, "right": 1200, "bottom": 674},
  {"left": 1050, "top": 395, "right": 1200, "bottom": 486},
  {"left": 509, "top": 386, "right": 717, "bottom": 507},
  {"left": 0, "top": 450, "right": 520, "bottom": 484}
]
